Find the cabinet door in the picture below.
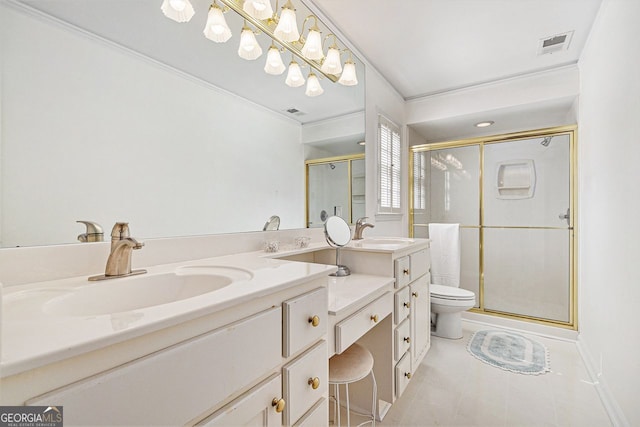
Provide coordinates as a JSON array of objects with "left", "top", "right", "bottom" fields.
[
  {"left": 28, "top": 307, "right": 282, "bottom": 426},
  {"left": 198, "top": 373, "right": 283, "bottom": 426},
  {"left": 410, "top": 275, "right": 430, "bottom": 370}
]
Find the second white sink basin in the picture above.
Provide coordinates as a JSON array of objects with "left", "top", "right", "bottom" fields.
[{"left": 43, "top": 266, "right": 253, "bottom": 316}]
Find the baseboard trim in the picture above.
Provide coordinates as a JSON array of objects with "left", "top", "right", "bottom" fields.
[{"left": 576, "top": 337, "right": 629, "bottom": 427}]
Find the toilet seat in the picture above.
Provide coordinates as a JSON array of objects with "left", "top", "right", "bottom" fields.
[{"left": 430, "top": 284, "right": 475, "bottom": 301}]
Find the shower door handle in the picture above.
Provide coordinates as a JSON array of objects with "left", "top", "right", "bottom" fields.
[{"left": 558, "top": 208, "right": 570, "bottom": 226}]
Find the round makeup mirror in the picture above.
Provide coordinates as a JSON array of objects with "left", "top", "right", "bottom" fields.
[{"left": 324, "top": 216, "right": 352, "bottom": 276}]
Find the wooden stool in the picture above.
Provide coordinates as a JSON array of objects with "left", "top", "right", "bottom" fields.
[{"left": 328, "top": 343, "right": 377, "bottom": 426}]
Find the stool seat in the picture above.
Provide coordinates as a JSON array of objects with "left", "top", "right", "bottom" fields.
[
  {"left": 329, "top": 343, "right": 377, "bottom": 426},
  {"left": 329, "top": 343, "right": 374, "bottom": 384}
]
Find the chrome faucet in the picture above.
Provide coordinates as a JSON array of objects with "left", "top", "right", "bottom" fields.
[
  {"left": 89, "top": 222, "right": 147, "bottom": 281},
  {"left": 353, "top": 217, "right": 374, "bottom": 240}
]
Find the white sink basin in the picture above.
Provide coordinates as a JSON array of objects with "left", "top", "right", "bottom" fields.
[{"left": 43, "top": 266, "right": 253, "bottom": 316}]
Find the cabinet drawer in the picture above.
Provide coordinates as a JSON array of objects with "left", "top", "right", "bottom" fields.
[
  {"left": 394, "top": 318, "right": 411, "bottom": 361},
  {"left": 28, "top": 307, "right": 282, "bottom": 427},
  {"left": 284, "top": 287, "right": 328, "bottom": 357},
  {"left": 293, "top": 398, "right": 328, "bottom": 427},
  {"left": 394, "top": 256, "right": 411, "bottom": 288},
  {"left": 410, "top": 249, "right": 429, "bottom": 280},
  {"left": 335, "top": 292, "right": 392, "bottom": 354},
  {"left": 198, "top": 373, "right": 283, "bottom": 426},
  {"left": 395, "top": 352, "right": 412, "bottom": 398},
  {"left": 394, "top": 286, "right": 411, "bottom": 324},
  {"left": 283, "top": 340, "right": 328, "bottom": 426}
]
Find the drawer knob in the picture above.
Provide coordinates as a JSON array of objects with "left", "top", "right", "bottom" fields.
[
  {"left": 403, "top": 302, "right": 411, "bottom": 308},
  {"left": 405, "top": 372, "right": 412, "bottom": 379},
  {"left": 404, "top": 336, "right": 411, "bottom": 343},
  {"left": 403, "top": 269, "right": 410, "bottom": 276},
  {"left": 308, "top": 377, "right": 320, "bottom": 389},
  {"left": 308, "top": 315, "right": 320, "bottom": 327},
  {"left": 272, "top": 398, "right": 286, "bottom": 413},
  {"left": 412, "top": 292, "right": 419, "bottom": 298},
  {"left": 370, "top": 314, "right": 379, "bottom": 323}
]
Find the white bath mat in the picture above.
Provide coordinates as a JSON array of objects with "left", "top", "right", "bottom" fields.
[{"left": 467, "top": 330, "right": 550, "bottom": 375}]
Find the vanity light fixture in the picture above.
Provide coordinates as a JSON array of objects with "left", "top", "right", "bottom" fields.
[
  {"left": 264, "top": 44, "right": 286, "bottom": 75},
  {"left": 160, "top": 0, "right": 358, "bottom": 96},
  {"left": 242, "top": 0, "right": 273, "bottom": 20},
  {"left": 305, "top": 72, "right": 324, "bottom": 97},
  {"left": 238, "top": 25, "right": 263, "bottom": 60},
  {"left": 285, "top": 60, "right": 305, "bottom": 87},
  {"left": 475, "top": 121, "right": 495, "bottom": 128},
  {"left": 161, "top": 0, "right": 195, "bottom": 22},
  {"left": 203, "top": 3, "right": 232, "bottom": 43}
]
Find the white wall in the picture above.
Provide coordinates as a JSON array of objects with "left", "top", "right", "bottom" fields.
[
  {"left": 364, "top": 68, "right": 407, "bottom": 237},
  {"left": 0, "top": 5, "right": 304, "bottom": 247},
  {"left": 578, "top": 0, "right": 640, "bottom": 425}
]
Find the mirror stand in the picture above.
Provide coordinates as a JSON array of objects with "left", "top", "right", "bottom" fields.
[
  {"left": 332, "top": 247, "right": 351, "bottom": 277},
  {"left": 324, "top": 216, "right": 352, "bottom": 277}
]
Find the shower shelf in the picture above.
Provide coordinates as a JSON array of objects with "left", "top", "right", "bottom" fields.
[{"left": 496, "top": 160, "right": 536, "bottom": 199}]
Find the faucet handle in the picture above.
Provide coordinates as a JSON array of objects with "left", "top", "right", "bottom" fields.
[
  {"left": 356, "top": 216, "right": 369, "bottom": 225},
  {"left": 77, "top": 220, "right": 104, "bottom": 242},
  {"left": 111, "top": 222, "right": 130, "bottom": 240}
]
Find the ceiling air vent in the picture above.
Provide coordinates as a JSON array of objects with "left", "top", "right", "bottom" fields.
[
  {"left": 285, "top": 107, "right": 306, "bottom": 116},
  {"left": 537, "top": 31, "right": 574, "bottom": 55}
]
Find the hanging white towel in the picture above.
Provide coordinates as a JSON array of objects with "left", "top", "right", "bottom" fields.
[{"left": 428, "top": 223, "right": 461, "bottom": 287}]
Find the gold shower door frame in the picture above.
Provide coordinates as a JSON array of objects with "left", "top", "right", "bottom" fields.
[{"left": 409, "top": 125, "right": 577, "bottom": 330}]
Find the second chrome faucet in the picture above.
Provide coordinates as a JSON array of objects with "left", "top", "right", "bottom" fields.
[
  {"left": 89, "top": 222, "right": 146, "bottom": 281},
  {"left": 353, "top": 217, "right": 374, "bottom": 240}
]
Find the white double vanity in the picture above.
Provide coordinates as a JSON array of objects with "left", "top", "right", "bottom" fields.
[{"left": 1, "top": 230, "right": 430, "bottom": 426}]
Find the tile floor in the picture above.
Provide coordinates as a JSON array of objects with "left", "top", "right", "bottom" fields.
[{"left": 374, "top": 321, "right": 612, "bottom": 427}]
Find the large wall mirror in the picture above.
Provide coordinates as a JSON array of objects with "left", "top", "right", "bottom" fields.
[{"left": 0, "top": 0, "right": 365, "bottom": 248}]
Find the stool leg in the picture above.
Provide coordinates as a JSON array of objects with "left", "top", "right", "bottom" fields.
[
  {"left": 370, "top": 370, "right": 377, "bottom": 427},
  {"left": 336, "top": 383, "right": 341, "bottom": 427},
  {"left": 345, "top": 383, "right": 350, "bottom": 427}
]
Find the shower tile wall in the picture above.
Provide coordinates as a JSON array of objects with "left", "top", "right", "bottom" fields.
[{"left": 308, "top": 162, "right": 350, "bottom": 227}]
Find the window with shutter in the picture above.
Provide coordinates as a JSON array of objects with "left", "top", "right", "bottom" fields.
[{"left": 378, "top": 115, "right": 402, "bottom": 214}]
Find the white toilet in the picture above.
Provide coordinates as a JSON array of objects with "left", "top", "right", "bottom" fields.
[
  {"left": 430, "top": 284, "right": 475, "bottom": 339},
  {"left": 428, "top": 223, "right": 476, "bottom": 339}
]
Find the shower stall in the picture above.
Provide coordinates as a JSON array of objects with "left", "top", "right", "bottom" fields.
[{"left": 410, "top": 127, "right": 576, "bottom": 328}]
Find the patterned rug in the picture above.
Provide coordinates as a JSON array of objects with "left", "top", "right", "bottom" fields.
[{"left": 467, "top": 330, "right": 550, "bottom": 375}]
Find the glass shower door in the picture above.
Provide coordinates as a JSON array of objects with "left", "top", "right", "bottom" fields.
[{"left": 482, "top": 134, "right": 572, "bottom": 322}]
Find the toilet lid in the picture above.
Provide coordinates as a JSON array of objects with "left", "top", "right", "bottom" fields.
[{"left": 431, "top": 284, "right": 475, "bottom": 300}]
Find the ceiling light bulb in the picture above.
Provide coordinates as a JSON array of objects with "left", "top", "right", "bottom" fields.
[
  {"left": 338, "top": 60, "right": 358, "bottom": 86},
  {"left": 238, "top": 27, "right": 262, "bottom": 60},
  {"left": 274, "top": 2, "right": 300, "bottom": 42},
  {"left": 203, "top": 4, "right": 232, "bottom": 43},
  {"left": 161, "top": 0, "right": 195, "bottom": 22},
  {"left": 305, "top": 72, "right": 323, "bottom": 97},
  {"left": 264, "top": 46, "right": 286, "bottom": 75},
  {"left": 475, "top": 121, "right": 495, "bottom": 128},
  {"left": 301, "top": 28, "right": 323, "bottom": 60},
  {"left": 243, "top": 0, "right": 274, "bottom": 20},
  {"left": 285, "top": 61, "right": 305, "bottom": 87},
  {"left": 321, "top": 46, "right": 342, "bottom": 75}
]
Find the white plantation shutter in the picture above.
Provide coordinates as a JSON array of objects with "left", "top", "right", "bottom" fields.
[{"left": 378, "top": 115, "right": 401, "bottom": 213}]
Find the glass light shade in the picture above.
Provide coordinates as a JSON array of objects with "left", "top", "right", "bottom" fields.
[
  {"left": 320, "top": 47, "right": 342, "bottom": 75},
  {"left": 274, "top": 7, "right": 300, "bottom": 42},
  {"left": 301, "top": 29, "right": 323, "bottom": 60},
  {"left": 203, "top": 5, "right": 232, "bottom": 43},
  {"left": 238, "top": 28, "right": 263, "bottom": 60},
  {"left": 285, "top": 61, "right": 305, "bottom": 87},
  {"left": 243, "top": 0, "right": 274, "bottom": 20},
  {"left": 305, "top": 73, "right": 324, "bottom": 97},
  {"left": 338, "top": 61, "right": 358, "bottom": 86},
  {"left": 264, "top": 47, "right": 286, "bottom": 75},
  {"left": 161, "top": 0, "right": 195, "bottom": 23}
]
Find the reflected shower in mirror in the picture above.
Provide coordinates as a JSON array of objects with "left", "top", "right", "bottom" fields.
[
  {"left": 306, "top": 154, "right": 365, "bottom": 228},
  {"left": 0, "top": 0, "right": 365, "bottom": 248}
]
